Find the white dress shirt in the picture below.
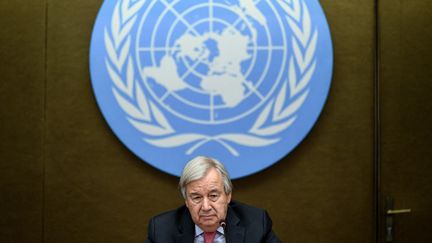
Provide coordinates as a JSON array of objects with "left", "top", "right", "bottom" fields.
[{"left": 194, "top": 225, "right": 226, "bottom": 243}]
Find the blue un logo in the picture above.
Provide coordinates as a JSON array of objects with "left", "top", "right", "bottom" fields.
[{"left": 90, "top": 0, "right": 333, "bottom": 179}]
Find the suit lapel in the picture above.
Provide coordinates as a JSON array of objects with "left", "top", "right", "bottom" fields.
[
  {"left": 225, "top": 207, "right": 245, "bottom": 243},
  {"left": 175, "top": 208, "right": 195, "bottom": 243},
  {"left": 175, "top": 233, "right": 194, "bottom": 243}
]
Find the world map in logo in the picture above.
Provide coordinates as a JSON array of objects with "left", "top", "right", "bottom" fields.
[
  {"left": 145, "top": 29, "right": 250, "bottom": 112},
  {"left": 90, "top": 0, "right": 334, "bottom": 179},
  {"left": 136, "top": 0, "right": 288, "bottom": 124}
]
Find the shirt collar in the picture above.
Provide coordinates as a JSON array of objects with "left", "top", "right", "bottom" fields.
[{"left": 195, "top": 225, "right": 225, "bottom": 237}]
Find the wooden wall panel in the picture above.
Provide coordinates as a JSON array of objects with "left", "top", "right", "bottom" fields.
[
  {"left": 380, "top": 0, "right": 432, "bottom": 241},
  {"left": 0, "top": 1, "right": 46, "bottom": 242}
]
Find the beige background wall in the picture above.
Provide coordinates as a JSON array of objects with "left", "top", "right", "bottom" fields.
[{"left": 1, "top": 0, "right": 382, "bottom": 242}]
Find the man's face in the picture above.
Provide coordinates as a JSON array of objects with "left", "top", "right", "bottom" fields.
[{"left": 185, "top": 168, "right": 232, "bottom": 232}]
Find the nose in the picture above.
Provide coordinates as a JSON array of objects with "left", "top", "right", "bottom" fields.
[{"left": 202, "top": 197, "right": 211, "bottom": 211}]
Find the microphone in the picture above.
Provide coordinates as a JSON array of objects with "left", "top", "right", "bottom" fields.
[{"left": 219, "top": 220, "right": 226, "bottom": 230}]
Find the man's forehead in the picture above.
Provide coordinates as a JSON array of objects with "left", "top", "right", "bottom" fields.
[
  {"left": 187, "top": 181, "right": 224, "bottom": 193},
  {"left": 187, "top": 179, "right": 223, "bottom": 191}
]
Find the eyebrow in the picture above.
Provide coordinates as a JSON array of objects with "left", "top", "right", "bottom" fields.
[{"left": 188, "top": 189, "right": 221, "bottom": 195}]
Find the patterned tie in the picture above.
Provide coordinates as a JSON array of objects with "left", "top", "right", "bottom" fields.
[{"left": 204, "top": 231, "right": 216, "bottom": 243}]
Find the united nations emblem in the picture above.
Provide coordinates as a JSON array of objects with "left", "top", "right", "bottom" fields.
[{"left": 90, "top": 0, "right": 333, "bottom": 179}]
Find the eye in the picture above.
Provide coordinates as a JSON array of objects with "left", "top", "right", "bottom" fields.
[
  {"left": 209, "top": 193, "right": 219, "bottom": 201},
  {"left": 191, "top": 195, "right": 203, "bottom": 203}
]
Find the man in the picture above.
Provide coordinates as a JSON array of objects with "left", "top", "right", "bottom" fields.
[{"left": 145, "top": 156, "right": 281, "bottom": 243}]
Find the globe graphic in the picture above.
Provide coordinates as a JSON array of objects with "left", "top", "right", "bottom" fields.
[{"left": 135, "top": 1, "right": 288, "bottom": 124}]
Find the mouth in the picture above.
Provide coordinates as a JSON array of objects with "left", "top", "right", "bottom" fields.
[{"left": 200, "top": 215, "right": 216, "bottom": 220}]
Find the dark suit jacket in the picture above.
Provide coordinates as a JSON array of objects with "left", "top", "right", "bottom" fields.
[{"left": 144, "top": 201, "right": 281, "bottom": 243}]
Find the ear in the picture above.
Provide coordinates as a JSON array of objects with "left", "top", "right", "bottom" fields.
[
  {"left": 226, "top": 193, "right": 232, "bottom": 203},
  {"left": 185, "top": 199, "right": 189, "bottom": 208}
]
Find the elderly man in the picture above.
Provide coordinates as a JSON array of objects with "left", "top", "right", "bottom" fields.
[{"left": 145, "top": 156, "right": 280, "bottom": 243}]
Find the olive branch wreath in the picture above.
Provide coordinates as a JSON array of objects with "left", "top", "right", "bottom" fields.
[{"left": 104, "top": 0, "right": 318, "bottom": 156}]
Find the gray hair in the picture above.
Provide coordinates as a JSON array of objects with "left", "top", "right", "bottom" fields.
[{"left": 179, "top": 156, "right": 233, "bottom": 199}]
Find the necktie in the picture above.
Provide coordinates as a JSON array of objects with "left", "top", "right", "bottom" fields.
[{"left": 204, "top": 231, "right": 216, "bottom": 243}]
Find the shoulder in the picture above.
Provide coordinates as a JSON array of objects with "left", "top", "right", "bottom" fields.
[
  {"left": 145, "top": 205, "right": 192, "bottom": 242},
  {"left": 228, "top": 200, "right": 270, "bottom": 223},
  {"left": 227, "top": 201, "right": 281, "bottom": 243}
]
